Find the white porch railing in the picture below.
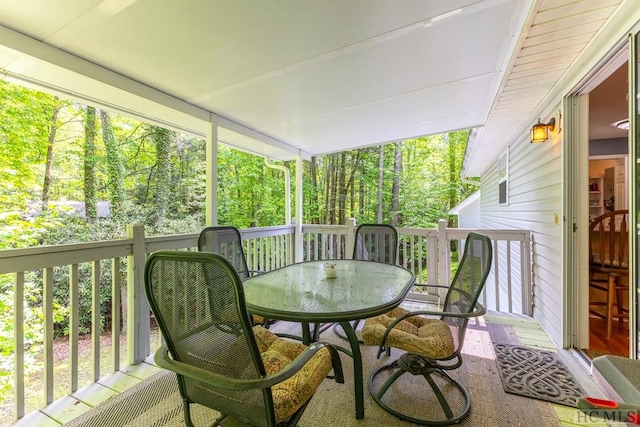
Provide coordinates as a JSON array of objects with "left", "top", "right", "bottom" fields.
[{"left": 0, "top": 220, "right": 531, "bottom": 423}]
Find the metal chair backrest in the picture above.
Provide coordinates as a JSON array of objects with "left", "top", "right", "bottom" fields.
[
  {"left": 442, "top": 232, "right": 493, "bottom": 346},
  {"left": 589, "top": 210, "right": 629, "bottom": 272},
  {"left": 145, "top": 251, "right": 275, "bottom": 427},
  {"left": 352, "top": 224, "right": 398, "bottom": 264},
  {"left": 198, "top": 226, "right": 251, "bottom": 279}
]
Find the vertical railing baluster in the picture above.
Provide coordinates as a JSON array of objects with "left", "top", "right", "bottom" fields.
[
  {"left": 409, "top": 235, "right": 415, "bottom": 272},
  {"left": 506, "top": 241, "right": 513, "bottom": 313},
  {"left": 91, "top": 260, "right": 100, "bottom": 382},
  {"left": 268, "top": 236, "right": 274, "bottom": 269},
  {"left": 329, "top": 234, "right": 334, "bottom": 259},
  {"left": 313, "top": 232, "right": 318, "bottom": 260},
  {"left": 259, "top": 237, "right": 263, "bottom": 270},
  {"left": 43, "top": 267, "right": 54, "bottom": 404},
  {"left": 248, "top": 238, "right": 255, "bottom": 271},
  {"left": 427, "top": 235, "right": 438, "bottom": 294},
  {"left": 69, "top": 264, "right": 79, "bottom": 392},
  {"left": 493, "top": 240, "right": 500, "bottom": 312},
  {"left": 522, "top": 234, "right": 533, "bottom": 316},
  {"left": 416, "top": 235, "right": 422, "bottom": 285},
  {"left": 14, "top": 271, "right": 25, "bottom": 419}
]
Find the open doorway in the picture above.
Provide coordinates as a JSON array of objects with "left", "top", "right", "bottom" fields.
[{"left": 585, "top": 62, "right": 630, "bottom": 358}]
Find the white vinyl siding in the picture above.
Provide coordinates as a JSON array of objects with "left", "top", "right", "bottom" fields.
[
  {"left": 457, "top": 198, "right": 481, "bottom": 228},
  {"left": 480, "top": 119, "right": 564, "bottom": 346}
]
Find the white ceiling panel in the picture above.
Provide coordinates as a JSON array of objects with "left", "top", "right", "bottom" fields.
[
  {"left": 0, "top": 0, "right": 632, "bottom": 170},
  {"left": 0, "top": 0, "right": 527, "bottom": 161}
]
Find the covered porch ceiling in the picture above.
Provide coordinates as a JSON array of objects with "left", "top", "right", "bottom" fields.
[{"left": 0, "top": 0, "right": 629, "bottom": 175}]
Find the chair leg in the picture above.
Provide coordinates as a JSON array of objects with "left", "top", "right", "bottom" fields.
[
  {"left": 368, "top": 355, "right": 471, "bottom": 426},
  {"left": 183, "top": 399, "right": 195, "bottom": 427},
  {"left": 606, "top": 275, "right": 615, "bottom": 338}
]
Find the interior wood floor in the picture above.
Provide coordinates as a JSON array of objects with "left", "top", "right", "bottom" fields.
[{"left": 588, "top": 315, "right": 629, "bottom": 358}]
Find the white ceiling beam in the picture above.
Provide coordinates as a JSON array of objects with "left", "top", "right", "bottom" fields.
[{"left": 217, "top": 116, "right": 312, "bottom": 161}]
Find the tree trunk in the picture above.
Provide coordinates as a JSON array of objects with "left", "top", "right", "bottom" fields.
[
  {"left": 390, "top": 141, "right": 402, "bottom": 226},
  {"left": 337, "top": 152, "right": 347, "bottom": 224},
  {"left": 377, "top": 145, "right": 384, "bottom": 222},
  {"left": 42, "top": 97, "right": 61, "bottom": 209},
  {"left": 447, "top": 132, "right": 458, "bottom": 227},
  {"left": 84, "top": 106, "right": 98, "bottom": 223},
  {"left": 152, "top": 126, "right": 171, "bottom": 226},
  {"left": 358, "top": 156, "right": 366, "bottom": 219},
  {"left": 310, "top": 157, "right": 319, "bottom": 224},
  {"left": 346, "top": 150, "right": 362, "bottom": 220},
  {"left": 100, "top": 110, "right": 125, "bottom": 221}
]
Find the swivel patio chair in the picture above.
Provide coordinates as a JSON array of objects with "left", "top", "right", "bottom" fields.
[
  {"left": 145, "top": 250, "right": 344, "bottom": 427},
  {"left": 198, "top": 225, "right": 273, "bottom": 327},
  {"left": 362, "top": 232, "right": 492, "bottom": 425},
  {"left": 588, "top": 210, "right": 629, "bottom": 337}
]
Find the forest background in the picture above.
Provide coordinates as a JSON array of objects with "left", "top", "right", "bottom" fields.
[{"left": 0, "top": 79, "right": 475, "bottom": 405}]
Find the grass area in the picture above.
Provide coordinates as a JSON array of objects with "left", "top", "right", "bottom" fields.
[{"left": 1, "top": 326, "right": 161, "bottom": 426}]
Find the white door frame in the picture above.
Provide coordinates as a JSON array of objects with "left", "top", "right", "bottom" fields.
[
  {"left": 563, "top": 93, "right": 590, "bottom": 349},
  {"left": 564, "top": 45, "right": 629, "bottom": 350}
]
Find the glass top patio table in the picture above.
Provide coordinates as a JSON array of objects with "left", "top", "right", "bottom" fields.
[{"left": 243, "top": 259, "right": 415, "bottom": 419}]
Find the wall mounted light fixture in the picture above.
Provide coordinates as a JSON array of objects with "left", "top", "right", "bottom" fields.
[{"left": 530, "top": 117, "right": 555, "bottom": 143}]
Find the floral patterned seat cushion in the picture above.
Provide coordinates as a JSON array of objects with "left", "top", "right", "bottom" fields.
[
  {"left": 361, "top": 307, "right": 455, "bottom": 359},
  {"left": 253, "top": 326, "right": 333, "bottom": 423}
]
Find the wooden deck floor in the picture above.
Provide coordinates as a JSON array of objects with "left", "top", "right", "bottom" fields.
[{"left": 10, "top": 309, "right": 614, "bottom": 427}]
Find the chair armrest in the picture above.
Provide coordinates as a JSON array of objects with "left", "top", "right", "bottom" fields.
[
  {"left": 390, "top": 302, "right": 487, "bottom": 322},
  {"left": 155, "top": 341, "right": 343, "bottom": 391}
]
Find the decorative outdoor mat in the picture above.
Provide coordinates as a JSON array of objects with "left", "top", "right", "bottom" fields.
[{"left": 493, "top": 343, "right": 584, "bottom": 407}]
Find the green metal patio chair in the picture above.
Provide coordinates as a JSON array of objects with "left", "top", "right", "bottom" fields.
[
  {"left": 145, "top": 250, "right": 344, "bottom": 427},
  {"left": 330, "top": 223, "right": 398, "bottom": 341},
  {"left": 198, "top": 225, "right": 259, "bottom": 280},
  {"left": 353, "top": 223, "right": 398, "bottom": 264},
  {"left": 198, "top": 225, "right": 273, "bottom": 327},
  {"left": 362, "top": 232, "right": 492, "bottom": 425}
]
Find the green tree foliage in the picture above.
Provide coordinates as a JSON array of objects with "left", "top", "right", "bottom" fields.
[
  {"left": 0, "top": 80, "right": 57, "bottom": 212},
  {"left": 0, "top": 81, "right": 474, "bottom": 379}
]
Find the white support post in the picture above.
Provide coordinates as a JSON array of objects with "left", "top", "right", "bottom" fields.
[
  {"left": 127, "top": 223, "right": 150, "bottom": 365},
  {"left": 14, "top": 272, "right": 24, "bottom": 418},
  {"left": 206, "top": 114, "right": 218, "bottom": 226},
  {"left": 346, "top": 218, "right": 357, "bottom": 259},
  {"left": 437, "top": 219, "right": 449, "bottom": 300},
  {"left": 111, "top": 258, "right": 121, "bottom": 371},
  {"left": 44, "top": 267, "right": 54, "bottom": 404},
  {"left": 294, "top": 153, "right": 303, "bottom": 262}
]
